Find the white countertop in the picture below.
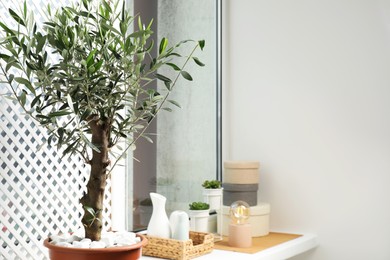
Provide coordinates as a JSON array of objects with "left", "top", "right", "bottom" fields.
[{"left": 141, "top": 233, "right": 318, "bottom": 260}]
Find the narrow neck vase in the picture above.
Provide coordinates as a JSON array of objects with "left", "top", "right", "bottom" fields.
[{"left": 146, "top": 193, "right": 171, "bottom": 238}]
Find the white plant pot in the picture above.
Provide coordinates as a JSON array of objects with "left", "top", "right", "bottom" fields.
[
  {"left": 203, "top": 188, "right": 223, "bottom": 210},
  {"left": 189, "top": 210, "right": 210, "bottom": 233}
]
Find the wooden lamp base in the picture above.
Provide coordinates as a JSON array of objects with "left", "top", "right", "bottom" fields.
[{"left": 228, "top": 223, "right": 252, "bottom": 248}]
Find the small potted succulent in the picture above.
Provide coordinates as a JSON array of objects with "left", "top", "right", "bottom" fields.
[
  {"left": 202, "top": 180, "right": 222, "bottom": 189},
  {"left": 202, "top": 180, "right": 223, "bottom": 210},
  {"left": 188, "top": 202, "right": 210, "bottom": 233},
  {"left": 0, "top": 0, "right": 204, "bottom": 259}
]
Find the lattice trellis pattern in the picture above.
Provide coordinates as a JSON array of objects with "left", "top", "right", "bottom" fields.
[{"left": 0, "top": 1, "right": 112, "bottom": 259}]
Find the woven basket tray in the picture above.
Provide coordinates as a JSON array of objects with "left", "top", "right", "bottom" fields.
[{"left": 142, "top": 231, "right": 214, "bottom": 260}]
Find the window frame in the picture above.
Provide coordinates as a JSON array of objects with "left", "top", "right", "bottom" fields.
[{"left": 110, "top": 0, "right": 223, "bottom": 231}]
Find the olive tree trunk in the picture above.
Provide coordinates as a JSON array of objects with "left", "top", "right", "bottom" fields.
[{"left": 80, "top": 118, "right": 111, "bottom": 241}]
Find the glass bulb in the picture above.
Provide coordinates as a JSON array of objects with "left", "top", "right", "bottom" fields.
[{"left": 229, "top": 200, "right": 250, "bottom": 225}]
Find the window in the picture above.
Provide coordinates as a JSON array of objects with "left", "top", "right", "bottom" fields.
[
  {"left": 0, "top": 1, "right": 221, "bottom": 258},
  {"left": 127, "top": 0, "right": 222, "bottom": 230}
]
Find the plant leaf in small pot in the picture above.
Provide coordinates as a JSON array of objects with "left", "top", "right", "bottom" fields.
[
  {"left": 189, "top": 202, "right": 210, "bottom": 210},
  {"left": 202, "top": 180, "right": 222, "bottom": 189},
  {"left": 188, "top": 202, "right": 210, "bottom": 233}
]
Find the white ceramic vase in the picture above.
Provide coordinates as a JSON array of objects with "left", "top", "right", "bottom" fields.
[
  {"left": 169, "top": 210, "right": 189, "bottom": 240},
  {"left": 147, "top": 193, "right": 171, "bottom": 238}
]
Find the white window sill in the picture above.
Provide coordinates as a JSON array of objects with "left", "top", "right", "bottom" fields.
[{"left": 141, "top": 233, "right": 318, "bottom": 260}]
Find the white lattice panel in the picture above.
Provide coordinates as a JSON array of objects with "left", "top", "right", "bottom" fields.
[{"left": 0, "top": 1, "right": 112, "bottom": 259}]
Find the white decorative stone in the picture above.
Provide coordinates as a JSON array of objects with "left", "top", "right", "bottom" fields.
[
  {"left": 56, "top": 242, "right": 72, "bottom": 247},
  {"left": 124, "top": 231, "right": 136, "bottom": 240},
  {"left": 72, "top": 229, "right": 86, "bottom": 238},
  {"left": 72, "top": 241, "right": 90, "bottom": 248},
  {"left": 49, "top": 231, "right": 140, "bottom": 248},
  {"left": 80, "top": 238, "right": 92, "bottom": 244},
  {"left": 114, "top": 231, "right": 137, "bottom": 246},
  {"left": 116, "top": 237, "right": 134, "bottom": 246},
  {"left": 50, "top": 234, "right": 69, "bottom": 244},
  {"left": 66, "top": 235, "right": 82, "bottom": 243},
  {"left": 90, "top": 241, "right": 106, "bottom": 248},
  {"left": 101, "top": 236, "right": 115, "bottom": 248},
  {"left": 49, "top": 235, "right": 64, "bottom": 244}
]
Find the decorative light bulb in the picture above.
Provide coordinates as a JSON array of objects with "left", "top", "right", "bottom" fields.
[{"left": 229, "top": 200, "right": 250, "bottom": 225}]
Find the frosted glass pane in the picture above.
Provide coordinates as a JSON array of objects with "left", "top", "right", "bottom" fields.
[
  {"left": 156, "top": 0, "right": 217, "bottom": 213},
  {"left": 130, "top": 0, "right": 218, "bottom": 230}
]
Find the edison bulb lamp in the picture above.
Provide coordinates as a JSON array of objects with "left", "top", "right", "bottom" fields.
[
  {"left": 230, "top": 200, "right": 250, "bottom": 225},
  {"left": 228, "top": 201, "right": 252, "bottom": 248}
]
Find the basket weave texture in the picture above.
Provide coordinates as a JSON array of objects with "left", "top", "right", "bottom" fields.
[{"left": 142, "top": 231, "right": 214, "bottom": 260}]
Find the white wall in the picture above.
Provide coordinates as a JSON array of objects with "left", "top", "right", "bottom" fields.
[{"left": 224, "top": 1, "right": 390, "bottom": 259}]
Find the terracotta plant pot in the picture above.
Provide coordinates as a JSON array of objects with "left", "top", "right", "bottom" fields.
[{"left": 44, "top": 234, "right": 147, "bottom": 260}]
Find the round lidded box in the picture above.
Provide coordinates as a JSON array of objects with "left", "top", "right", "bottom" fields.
[
  {"left": 223, "top": 183, "right": 258, "bottom": 206},
  {"left": 218, "top": 203, "right": 270, "bottom": 237},
  {"left": 224, "top": 161, "right": 260, "bottom": 184}
]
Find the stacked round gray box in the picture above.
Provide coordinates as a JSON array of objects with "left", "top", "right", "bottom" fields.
[
  {"left": 223, "top": 161, "right": 260, "bottom": 206},
  {"left": 221, "top": 161, "right": 270, "bottom": 237}
]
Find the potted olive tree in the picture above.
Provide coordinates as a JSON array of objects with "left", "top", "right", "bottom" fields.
[{"left": 0, "top": 0, "right": 204, "bottom": 258}]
